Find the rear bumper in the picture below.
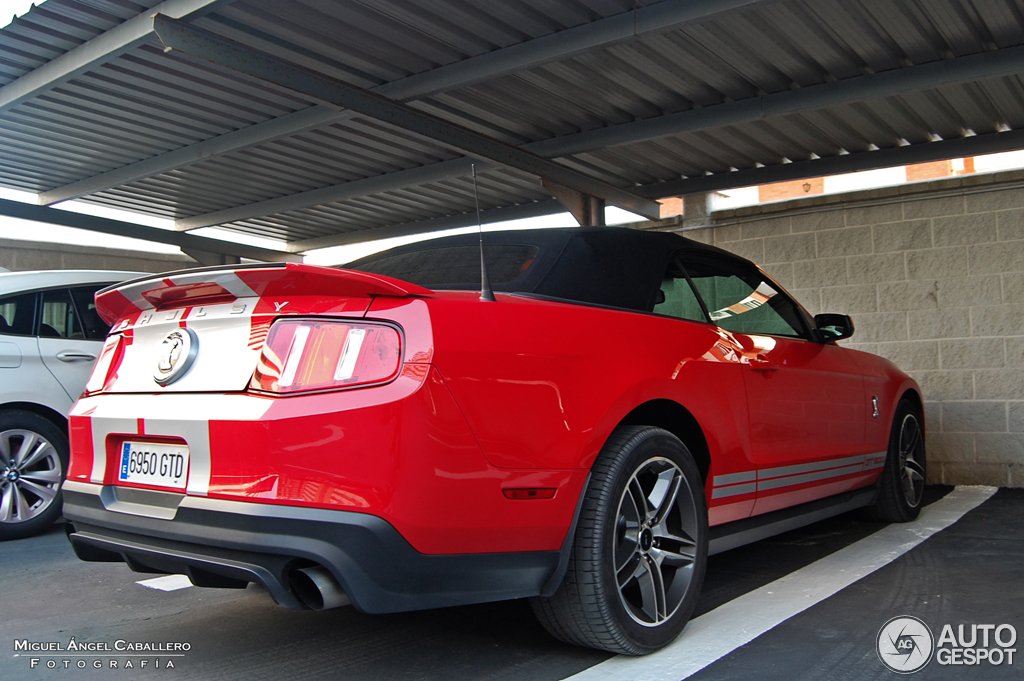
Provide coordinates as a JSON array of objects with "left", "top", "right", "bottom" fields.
[
  {"left": 63, "top": 482, "right": 559, "bottom": 614},
  {"left": 68, "top": 369, "right": 585, "bottom": 556}
]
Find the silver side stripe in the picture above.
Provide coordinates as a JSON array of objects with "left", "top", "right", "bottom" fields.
[
  {"left": 712, "top": 471, "right": 757, "bottom": 486},
  {"left": 758, "top": 454, "right": 868, "bottom": 481},
  {"left": 756, "top": 463, "right": 867, "bottom": 492},
  {"left": 711, "top": 452, "right": 887, "bottom": 499},
  {"left": 711, "top": 483, "right": 757, "bottom": 499}
]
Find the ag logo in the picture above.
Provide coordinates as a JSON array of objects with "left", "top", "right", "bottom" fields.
[
  {"left": 153, "top": 328, "right": 199, "bottom": 386},
  {"left": 878, "top": 616, "right": 935, "bottom": 674}
]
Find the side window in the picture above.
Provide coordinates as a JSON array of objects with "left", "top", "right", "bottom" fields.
[
  {"left": 680, "top": 254, "right": 809, "bottom": 339},
  {"left": 0, "top": 292, "right": 37, "bottom": 336},
  {"left": 40, "top": 289, "right": 84, "bottom": 340},
  {"left": 652, "top": 258, "right": 708, "bottom": 323},
  {"left": 70, "top": 285, "right": 112, "bottom": 340}
]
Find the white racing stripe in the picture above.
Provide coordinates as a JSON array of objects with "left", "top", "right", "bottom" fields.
[
  {"left": 77, "top": 393, "right": 272, "bottom": 496},
  {"left": 136, "top": 575, "right": 193, "bottom": 592},
  {"left": 562, "top": 485, "right": 998, "bottom": 681}
]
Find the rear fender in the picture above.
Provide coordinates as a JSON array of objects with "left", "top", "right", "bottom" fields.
[{"left": 579, "top": 374, "right": 746, "bottom": 480}]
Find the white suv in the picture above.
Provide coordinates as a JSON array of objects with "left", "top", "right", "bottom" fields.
[{"left": 1, "top": 270, "right": 144, "bottom": 540}]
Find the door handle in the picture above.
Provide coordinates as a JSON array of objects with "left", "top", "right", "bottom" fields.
[
  {"left": 56, "top": 352, "right": 96, "bottom": 362},
  {"left": 749, "top": 356, "right": 779, "bottom": 373}
]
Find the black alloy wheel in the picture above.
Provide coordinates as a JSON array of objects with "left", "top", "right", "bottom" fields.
[
  {"left": 866, "top": 398, "right": 926, "bottom": 523},
  {"left": 531, "top": 425, "right": 708, "bottom": 655}
]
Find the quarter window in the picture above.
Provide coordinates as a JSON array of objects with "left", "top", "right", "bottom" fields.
[{"left": 652, "top": 259, "right": 708, "bottom": 323}]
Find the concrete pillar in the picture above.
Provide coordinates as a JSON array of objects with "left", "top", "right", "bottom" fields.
[{"left": 682, "top": 193, "right": 711, "bottom": 227}]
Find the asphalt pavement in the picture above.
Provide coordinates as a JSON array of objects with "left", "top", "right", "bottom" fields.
[{"left": 4, "top": 486, "right": 1019, "bottom": 681}]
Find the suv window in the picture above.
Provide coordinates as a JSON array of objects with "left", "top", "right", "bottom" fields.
[
  {"left": 0, "top": 292, "right": 37, "bottom": 336},
  {"left": 679, "top": 254, "right": 809, "bottom": 339},
  {"left": 40, "top": 289, "right": 84, "bottom": 339},
  {"left": 70, "top": 285, "right": 112, "bottom": 340}
]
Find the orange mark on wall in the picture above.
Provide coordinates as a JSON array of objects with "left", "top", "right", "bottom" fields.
[
  {"left": 906, "top": 158, "right": 976, "bottom": 182},
  {"left": 906, "top": 160, "right": 952, "bottom": 182},
  {"left": 757, "top": 177, "right": 824, "bottom": 203},
  {"left": 659, "top": 197, "right": 683, "bottom": 218}
]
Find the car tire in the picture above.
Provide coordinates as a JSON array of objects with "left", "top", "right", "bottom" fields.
[
  {"left": 866, "top": 399, "right": 926, "bottom": 523},
  {"left": 0, "top": 410, "right": 69, "bottom": 541},
  {"left": 531, "top": 425, "right": 708, "bottom": 655}
]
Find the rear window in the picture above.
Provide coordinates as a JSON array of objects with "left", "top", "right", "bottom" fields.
[
  {"left": 350, "top": 244, "right": 540, "bottom": 289},
  {"left": 343, "top": 227, "right": 688, "bottom": 311},
  {"left": 532, "top": 229, "right": 659, "bottom": 311}
]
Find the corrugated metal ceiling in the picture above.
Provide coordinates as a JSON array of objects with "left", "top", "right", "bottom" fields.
[{"left": 1, "top": 0, "right": 1023, "bottom": 255}]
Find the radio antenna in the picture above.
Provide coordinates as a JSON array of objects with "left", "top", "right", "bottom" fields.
[{"left": 473, "top": 163, "right": 496, "bottom": 302}]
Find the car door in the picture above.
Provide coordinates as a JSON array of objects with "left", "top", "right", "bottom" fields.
[
  {"left": 653, "top": 256, "right": 760, "bottom": 524},
  {"left": 677, "top": 252, "right": 869, "bottom": 514},
  {"left": 1, "top": 290, "right": 74, "bottom": 414},
  {"left": 37, "top": 286, "right": 109, "bottom": 401}
]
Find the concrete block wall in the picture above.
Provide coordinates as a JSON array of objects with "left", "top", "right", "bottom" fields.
[
  {"left": 0, "top": 237, "right": 196, "bottom": 274},
  {"left": 674, "top": 169, "right": 1024, "bottom": 488}
]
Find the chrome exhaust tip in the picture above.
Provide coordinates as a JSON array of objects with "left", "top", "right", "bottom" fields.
[{"left": 290, "top": 566, "right": 351, "bottom": 610}]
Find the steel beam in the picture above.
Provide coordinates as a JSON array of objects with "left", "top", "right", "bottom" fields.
[
  {"left": 37, "top": 105, "right": 340, "bottom": 206},
  {"left": 290, "top": 129, "right": 1024, "bottom": 253},
  {"left": 542, "top": 181, "right": 606, "bottom": 227},
  {"left": 152, "top": 15, "right": 662, "bottom": 220},
  {"left": 372, "top": 0, "right": 764, "bottom": 102},
  {"left": 38, "top": 0, "right": 764, "bottom": 205},
  {"left": 528, "top": 45, "right": 1024, "bottom": 157},
  {"left": 175, "top": 44, "right": 1024, "bottom": 234},
  {"left": 636, "top": 128, "right": 1024, "bottom": 198},
  {"left": 0, "top": 199, "right": 301, "bottom": 263},
  {"left": 173, "top": 158, "right": 492, "bottom": 231},
  {"left": 288, "top": 200, "right": 564, "bottom": 254},
  {"left": 0, "top": 0, "right": 232, "bottom": 114}
]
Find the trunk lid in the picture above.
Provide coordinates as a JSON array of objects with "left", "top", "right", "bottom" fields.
[{"left": 94, "top": 263, "right": 431, "bottom": 394}]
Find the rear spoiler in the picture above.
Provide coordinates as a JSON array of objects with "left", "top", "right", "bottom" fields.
[{"left": 95, "top": 262, "right": 433, "bottom": 324}]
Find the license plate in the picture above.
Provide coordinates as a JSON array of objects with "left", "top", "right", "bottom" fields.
[{"left": 118, "top": 441, "right": 189, "bottom": 490}]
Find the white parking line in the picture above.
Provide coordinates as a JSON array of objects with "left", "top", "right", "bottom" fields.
[
  {"left": 562, "top": 485, "right": 998, "bottom": 681},
  {"left": 136, "top": 574, "right": 193, "bottom": 591}
]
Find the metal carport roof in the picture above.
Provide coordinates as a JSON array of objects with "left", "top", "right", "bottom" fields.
[{"left": 1, "top": 0, "right": 1024, "bottom": 261}]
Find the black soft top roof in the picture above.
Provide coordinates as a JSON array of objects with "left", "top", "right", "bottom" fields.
[{"left": 344, "top": 227, "right": 728, "bottom": 312}]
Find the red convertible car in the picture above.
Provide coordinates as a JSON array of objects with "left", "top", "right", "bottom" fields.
[{"left": 63, "top": 227, "right": 925, "bottom": 654}]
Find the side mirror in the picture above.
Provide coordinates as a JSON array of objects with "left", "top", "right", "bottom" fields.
[{"left": 814, "top": 313, "right": 854, "bottom": 342}]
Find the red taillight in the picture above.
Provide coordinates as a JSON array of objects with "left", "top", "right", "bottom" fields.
[
  {"left": 84, "top": 334, "right": 125, "bottom": 395},
  {"left": 250, "top": 319, "right": 402, "bottom": 394}
]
